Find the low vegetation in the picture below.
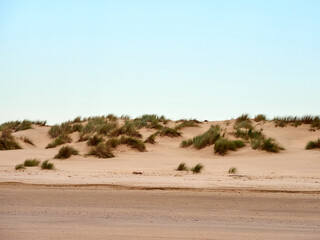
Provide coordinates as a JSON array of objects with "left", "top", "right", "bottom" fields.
[
  {"left": 305, "top": 139, "right": 320, "bottom": 150},
  {"left": 87, "top": 135, "right": 104, "bottom": 146},
  {"left": 158, "top": 127, "right": 181, "bottom": 137},
  {"left": 144, "top": 132, "right": 158, "bottom": 144},
  {"left": 228, "top": 167, "right": 237, "bottom": 174},
  {"left": 133, "top": 114, "right": 168, "bottom": 129},
  {"left": 254, "top": 114, "right": 266, "bottom": 122},
  {"left": 273, "top": 115, "right": 320, "bottom": 130},
  {"left": 191, "top": 163, "right": 203, "bottom": 174},
  {"left": 54, "top": 146, "right": 79, "bottom": 159},
  {"left": 174, "top": 119, "right": 199, "bottom": 130},
  {"left": 0, "top": 120, "right": 33, "bottom": 132},
  {"left": 22, "top": 137, "right": 35, "bottom": 145},
  {"left": 0, "top": 129, "right": 21, "bottom": 150},
  {"left": 181, "top": 125, "right": 220, "bottom": 149},
  {"left": 24, "top": 158, "right": 40, "bottom": 167},
  {"left": 119, "top": 136, "right": 146, "bottom": 152},
  {"left": 176, "top": 162, "right": 189, "bottom": 171},
  {"left": 89, "top": 142, "right": 115, "bottom": 158},
  {"left": 15, "top": 164, "right": 25, "bottom": 170},
  {"left": 41, "top": 160, "right": 55, "bottom": 170},
  {"left": 46, "top": 134, "right": 72, "bottom": 148},
  {"left": 109, "top": 121, "right": 142, "bottom": 138},
  {"left": 214, "top": 138, "right": 245, "bottom": 155}
]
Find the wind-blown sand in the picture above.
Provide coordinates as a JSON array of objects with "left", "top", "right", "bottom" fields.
[{"left": 0, "top": 119, "right": 319, "bottom": 239}]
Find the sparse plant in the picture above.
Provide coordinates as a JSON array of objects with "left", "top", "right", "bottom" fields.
[
  {"left": 87, "top": 135, "right": 104, "bottom": 146},
  {"left": 305, "top": 139, "right": 320, "bottom": 150},
  {"left": 89, "top": 142, "right": 115, "bottom": 158},
  {"left": 191, "top": 163, "right": 203, "bottom": 174},
  {"left": 144, "top": 132, "right": 159, "bottom": 144},
  {"left": 41, "top": 160, "right": 54, "bottom": 170},
  {"left": 158, "top": 127, "right": 181, "bottom": 137},
  {"left": 186, "top": 125, "right": 221, "bottom": 149},
  {"left": 15, "top": 164, "right": 25, "bottom": 170},
  {"left": 120, "top": 136, "right": 146, "bottom": 152},
  {"left": 109, "top": 121, "right": 142, "bottom": 138},
  {"left": 228, "top": 167, "right": 237, "bottom": 174},
  {"left": 0, "top": 129, "right": 21, "bottom": 150},
  {"left": 176, "top": 162, "right": 189, "bottom": 171},
  {"left": 174, "top": 120, "right": 199, "bottom": 130},
  {"left": 23, "top": 137, "right": 34, "bottom": 145},
  {"left": 214, "top": 138, "right": 245, "bottom": 155},
  {"left": 260, "top": 138, "right": 284, "bottom": 153},
  {"left": 180, "top": 139, "right": 193, "bottom": 148},
  {"left": 46, "top": 134, "right": 72, "bottom": 148},
  {"left": 236, "top": 114, "right": 250, "bottom": 123},
  {"left": 24, "top": 158, "right": 40, "bottom": 167},
  {"left": 254, "top": 114, "right": 266, "bottom": 122},
  {"left": 54, "top": 146, "right": 79, "bottom": 159}
]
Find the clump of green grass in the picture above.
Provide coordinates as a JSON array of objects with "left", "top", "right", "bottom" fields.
[
  {"left": 236, "top": 114, "right": 250, "bottom": 123},
  {"left": 144, "top": 132, "right": 159, "bottom": 144},
  {"left": 174, "top": 119, "right": 199, "bottom": 130},
  {"left": 176, "top": 162, "right": 189, "bottom": 171},
  {"left": 23, "top": 137, "right": 34, "bottom": 145},
  {"left": 0, "top": 129, "right": 21, "bottom": 150},
  {"left": 46, "top": 134, "right": 72, "bottom": 149},
  {"left": 260, "top": 138, "right": 284, "bottom": 153},
  {"left": 24, "top": 158, "right": 40, "bottom": 167},
  {"left": 106, "top": 137, "right": 121, "bottom": 149},
  {"left": 72, "top": 116, "right": 82, "bottom": 123},
  {"left": 183, "top": 125, "right": 221, "bottom": 149},
  {"left": 109, "top": 121, "right": 142, "bottom": 138},
  {"left": 41, "top": 160, "right": 54, "bottom": 170},
  {"left": 72, "top": 123, "right": 83, "bottom": 132},
  {"left": 273, "top": 115, "right": 320, "bottom": 128},
  {"left": 97, "top": 122, "right": 118, "bottom": 135},
  {"left": 54, "top": 146, "right": 79, "bottom": 159},
  {"left": 158, "top": 127, "right": 181, "bottom": 137},
  {"left": 89, "top": 142, "right": 115, "bottom": 158},
  {"left": 31, "top": 120, "right": 47, "bottom": 126},
  {"left": 120, "top": 136, "right": 146, "bottom": 152},
  {"left": 180, "top": 139, "right": 193, "bottom": 148},
  {"left": 87, "top": 135, "right": 104, "bottom": 146},
  {"left": 48, "top": 123, "right": 72, "bottom": 138},
  {"left": 305, "top": 139, "right": 320, "bottom": 150},
  {"left": 214, "top": 138, "right": 245, "bottom": 155},
  {"left": 15, "top": 164, "right": 25, "bottom": 170},
  {"left": 191, "top": 163, "right": 203, "bottom": 174},
  {"left": 107, "top": 114, "right": 118, "bottom": 122},
  {"left": 228, "top": 167, "right": 237, "bottom": 174},
  {"left": 0, "top": 120, "right": 33, "bottom": 132},
  {"left": 120, "top": 115, "right": 130, "bottom": 120},
  {"left": 254, "top": 114, "right": 267, "bottom": 122},
  {"left": 133, "top": 114, "right": 168, "bottom": 129}
]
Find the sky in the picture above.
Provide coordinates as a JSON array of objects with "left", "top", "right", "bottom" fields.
[{"left": 0, "top": 0, "right": 319, "bottom": 124}]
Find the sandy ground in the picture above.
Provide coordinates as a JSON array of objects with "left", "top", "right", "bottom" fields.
[
  {"left": 0, "top": 184, "right": 319, "bottom": 240},
  {"left": 0, "top": 121, "right": 319, "bottom": 191}
]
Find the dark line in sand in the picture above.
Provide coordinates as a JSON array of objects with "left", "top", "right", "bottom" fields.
[{"left": 0, "top": 181, "right": 319, "bottom": 194}]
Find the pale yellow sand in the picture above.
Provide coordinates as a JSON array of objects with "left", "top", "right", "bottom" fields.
[{"left": 0, "top": 120, "right": 319, "bottom": 191}]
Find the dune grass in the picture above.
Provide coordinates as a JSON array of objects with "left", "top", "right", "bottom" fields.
[
  {"left": 273, "top": 115, "right": 320, "bottom": 128},
  {"left": 54, "top": 146, "right": 79, "bottom": 159},
  {"left": 180, "top": 139, "right": 193, "bottom": 148},
  {"left": 46, "top": 134, "right": 72, "bottom": 149},
  {"left": 260, "top": 138, "right": 284, "bottom": 153},
  {"left": 144, "top": 132, "right": 159, "bottom": 144},
  {"left": 24, "top": 158, "right": 40, "bottom": 167},
  {"left": 181, "top": 125, "right": 220, "bottom": 149},
  {"left": 109, "top": 121, "right": 142, "bottom": 138},
  {"left": 176, "top": 162, "right": 189, "bottom": 171},
  {"left": 89, "top": 142, "right": 115, "bottom": 158},
  {"left": 174, "top": 119, "right": 199, "bottom": 130},
  {"left": 106, "top": 137, "right": 121, "bottom": 149},
  {"left": 119, "top": 136, "right": 146, "bottom": 152},
  {"left": 158, "top": 127, "right": 181, "bottom": 137},
  {"left": 191, "top": 163, "right": 203, "bottom": 174},
  {"left": 0, "top": 120, "right": 33, "bottom": 132},
  {"left": 236, "top": 114, "right": 250, "bottom": 123},
  {"left": 228, "top": 167, "right": 237, "bottom": 174},
  {"left": 0, "top": 129, "right": 21, "bottom": 150},
  {"left": 23, "top": 136, "right": 34, "bottom": 145},
  {"left": 214, "top": 138, "right": 245, "bottom": 155},
  {"left": 41, "top": 160, "right": 54, "bottom": 170},
  {"left": 133, "top": 114, "right": 168, "bottom": 129},
  {"left": 48, "top": 123, "right": 73, "bottom": 138},
  {"left": 305, "top": 139, "right": 320, "bottom": 149},
  {"left": 15, "top": 164, "right": 25, "bottom": 170},
  {"left": 72, "top": 123, "right": 83, "bottom": 132},
  {"left": 87, "top": 135, "right": 104, "bottom": 146},
  {"left": 254, "top": 114, "right": 267, "bottom": 122}
]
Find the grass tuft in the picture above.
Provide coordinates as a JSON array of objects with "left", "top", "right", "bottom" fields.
[
  {"left": 214, "top": 138, "right": 245, "bottom": 155},
  {"left": 228, "top": 167, "right": 237, "bottom": 174},
  {"left": 109, "top": 121, "right": 142, "bottom": 138},
  {"left": 87, "top": 135, "right": 104, "bottom": 146},
  {"left": 305, "top": 139, "right": 320, "bottom": 150},
  {"left": 23, "top": 137, "right": 35, "bottom": 145},
  {"left": 89, "top": 142, "right": 115, "bottom": 158},
  {"left": 0, "top": 129, "right": 21, "bottom": 150},
  {"left": 144, "top": 132, "right": 159, "bottom": 144},
  {"left": 191, "top": 163, "right": 203, "bottom": 174},
  {"left": 24, "top": 159, "right": 40, "bottom": 167},
  {"left": 236, "top": 114, "right": 250, "bottom": 123},
  {"left": 41, "top": 160, "right": 54, "bottom": 170},
  {"left": 54, "top": 146, "right": 79, "bottom": 159},
  {"left": 158, "top": 127, "right": 181, "bottom": 137},
  {"left": 254, "top": 114, "right": 266, "bottom": 122},
  {"left": 120, "top": 136, "right": 146, "bottom": 152},
  {"left": 46, "top": 134, "right": 72, "bottom": 148},
  {"left": 174, "top": 120, "right": 199, "bottom": 130},
  {"left": 260, "top": 138, "right": 284, "bottom": 153},
  {"left": 176, "top": 162, "right": 189, "bottom": 171},
  {"left": 15, "top": 164, "right": 25, "bottom": 170},
  {"left": 188, "top": 125, "right": 221, "bottom": 149}
]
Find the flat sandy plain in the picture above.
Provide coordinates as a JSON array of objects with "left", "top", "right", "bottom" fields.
[{"left": 0, "top": 119, "right": 319, "bottom": 239}]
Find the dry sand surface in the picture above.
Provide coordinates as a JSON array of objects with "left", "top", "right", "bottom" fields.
[
  {"left": 0, "top": 119, "right": 320, "bottom": 239},
  {"left": 0, "top": 184, "right": 319, "bottom": 240}
]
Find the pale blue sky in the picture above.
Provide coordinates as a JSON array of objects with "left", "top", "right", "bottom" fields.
[{"left": 0, "top": 0, "right": 319, "bottom": 124}]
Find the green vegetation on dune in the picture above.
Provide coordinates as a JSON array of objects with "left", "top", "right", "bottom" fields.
[
  {"left": 0, "top": 129, "right": 21, "bottom": 150},
  {"left": 306, "top": 139, "right": 320, "bottom": 150},
  {"left": 24, "top": 159, "right": 40, "bottom": 167},
  {"left": 181, "top": 125, "right": 220, "bottom": 149},
  {"left": 88, "top": 142, "right": 115, "bottom": 158},
  {"left": 174, "top": 119, "right": 200, "bottom": 130},
  {"left": 54, "top": 146, "right": 79, "bottom": 159},
  {"left": 214, "top": 138, "right": 245, "bottom": 155},
  {"left": 41, "top": 160, "right": 54, "bottom": 170},
  {"left": 46, "top": 134, "right": 72, "bottom": 148}
]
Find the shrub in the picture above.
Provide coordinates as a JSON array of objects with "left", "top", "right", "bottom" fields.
[
  {"left": 228, "top": 167, "right": 237, "bottom": 174},
  {"left": 176, "top": 162, "right": 189, "bottom": 171},
  {"left": 54, "top": 146, "right": 79, "bottom": 159},
  {"left": 41, "top": 160, "right": 54, "bottom": 170},
  {"left": 46, "top": 134, "right": 72, "bottom": 148},
  {"left": 260, "top": 138, "right": 284, "bottom": 153},
  {"left": 158, "top": 127, "right": 181, "bottom": 137},
  {"left": 15, "top": 164, "right": 25, "bottom": 170},
  {"left": 180, "top": 139, "right": 193, "bottom": 148},
  {"left": 191, "top": 163, "right": 203, "bottom": 174},
  {"left": 214, "top": 138, "right": 245, "bottom": 155},
  {"left": 87, "top": 135, "right": 104, "bottom": 146},
  {"left": 306, "top": 139, "right": 320, "bottom": 149},
  {"left": 0, "top": 129, "right": 21, "bottom": 150},
  {"left": 89, "top": 142, "right": 114, "bottom": 158},
  {"left": 24, "top": 159, "right": 40, "bottom": 167},
  {"left": 254, "top": 114, "right": 266, "bottom": 122},
  {"left": 144, "top": 132, "right": 158, "bottom": 144},
  {"left": 120, "top": 136, "right": 146, "bottom": 152},
  {"left": 174, "top": 120, "right": 199, "bottom": 130},
  {"left": 191, "top": 125, "right": 221, "bottom": 149}
]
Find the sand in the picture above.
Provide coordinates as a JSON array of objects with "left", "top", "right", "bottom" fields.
[{"left": 0, "top": 119, "right": 320, "bottom": 239}]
